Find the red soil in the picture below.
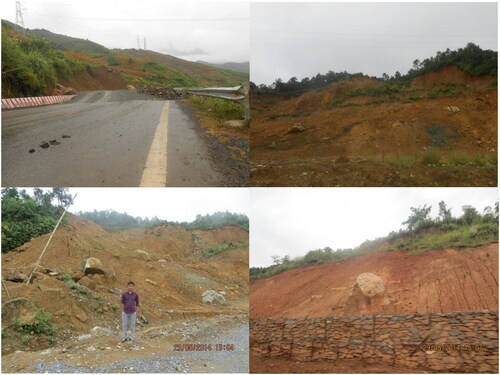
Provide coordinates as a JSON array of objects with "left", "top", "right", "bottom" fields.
[{"left": 250, "top": 243, "right": 498, "bottom": 318}]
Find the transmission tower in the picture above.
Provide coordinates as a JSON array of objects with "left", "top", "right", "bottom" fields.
[
  {"left": 15, "top": 1, "right": 26, "bottom": 31},
  {"left": 143, "top": 37, "right": 147, "bottom": 50},
  {"left": 137, "top": 35, "right": 141, "bottom": 49}
]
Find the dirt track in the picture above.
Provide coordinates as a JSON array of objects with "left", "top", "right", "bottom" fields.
[
  {"left": 250, "top": 243, "right": 498, "bottom": 319},
  {"left": 2, "top": 315, "right": 248, "bottom": 373}
]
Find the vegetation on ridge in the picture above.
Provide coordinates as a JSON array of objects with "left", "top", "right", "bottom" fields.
[
  {"left": 250, "top": 201, "right": 499, "bottom": 280},
  {"left": 251, "top": 43, "right": 497, "bottom": 95}
]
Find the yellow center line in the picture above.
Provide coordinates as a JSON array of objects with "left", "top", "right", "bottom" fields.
[{"left": 140, "top": 101, "right": 169, "bottom": 187}]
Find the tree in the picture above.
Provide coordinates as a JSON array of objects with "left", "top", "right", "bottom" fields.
[
  {"left": 271, "top": 254, "right": 283, "bottom": 265},
  {"left": 461, "top": 205, "right": 480, "bottom": 225},
  {"left": 382, "top": 73, "right": 390, "bottom": 81},
  {"left": 402, "top": 205, "right": 432, "bottom": 232},
  {"left": 438, "top": 200, "right": 452, "bottom": 223},
  {"left": 52, "top": 187, "right": 72, "bottom": 207}
]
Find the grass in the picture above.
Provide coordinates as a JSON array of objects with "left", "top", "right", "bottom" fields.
[
  {"left": 421, "top": 150, "right": 442, "bottom": 166},
  {"left": 12, "top": 309, "right": 57, "bottom": 338},
  {"left": 387, "top": 222, "right": 498, "bottom": 253},
  {"left": 88, "top": 238, "right": 102, "bottom": 250},
  {"left": 62, "top": 273, "right": 72, "bottom": 282},
  {"left": 189, "top": 95, "right": 244, "bottom": 122},
  {"left": 268, "top": 112, "right": 310, "bottom": 120},
  {"left": 389, "top": 155, "right": 418, "bottom": 167},
  {"left": 68, "top": 282, "right": 87, "bottom": 294},
  {"left": 428, "top": 86, "right": 461, "bottom": 99},
  {"left": 203, "top": 241, "right": 248, "bottom": 258}
]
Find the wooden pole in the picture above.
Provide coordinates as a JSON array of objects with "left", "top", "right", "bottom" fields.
[
  {"left": 2, "top": 280, "right": 11, "bottom": 299},
  {"left": 25, "top": 194, "right": 77, "bottom": 285}
]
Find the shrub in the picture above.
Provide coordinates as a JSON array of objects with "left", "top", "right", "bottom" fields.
[{"left": 421, "top": 150, "right": 442, "bottom": 166}]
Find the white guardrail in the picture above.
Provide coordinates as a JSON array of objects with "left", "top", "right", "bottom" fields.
[{"left": 186, "top": 83, "right": 250, "bottom": 121}]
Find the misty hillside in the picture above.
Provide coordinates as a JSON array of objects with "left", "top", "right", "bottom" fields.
[
  {"left": 1, "top": 20, "right": 247, "bottom": 97},
  {"left": 197, "top": 60, "right": 249, "bottom": 74}
]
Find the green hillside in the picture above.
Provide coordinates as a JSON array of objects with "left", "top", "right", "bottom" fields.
[
  {"left": 2, "top": 19, "right": 248, "bottom": 97},
  {"left": 27, "top": 28, "right": 109, "bottom": 56}
]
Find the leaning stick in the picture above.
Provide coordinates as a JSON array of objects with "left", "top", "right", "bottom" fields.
[
  {"left": 2, "top": 279, "right": 11, "bottom": 298},
  {"left": 25, "top": 194, "right": 77, "bottom": 285}
]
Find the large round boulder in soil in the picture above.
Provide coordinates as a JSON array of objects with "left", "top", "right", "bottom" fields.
[
  {"left": 356, "top": 272, "right": 385, "bottom": 298},
  {"left": 2, "top": 298, "right": 38, "bottom": 327},
  {"left": 201, "top": 290, "right": 226, "bottom": 305},
  {"left": 133, "top": 249, "right": 151, "bottom": 262},
  {"left": 80, "top": 257, "right": 105, "bottom": 275}
]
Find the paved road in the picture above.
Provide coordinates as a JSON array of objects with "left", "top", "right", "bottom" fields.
[{"left": 2, "top": 90, "right": 223, "bottom": 187}]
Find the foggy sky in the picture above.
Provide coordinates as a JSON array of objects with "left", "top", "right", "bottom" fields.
[
  {"left": 20, "top": 188, "right": 250, "bottom": 223},
  {"left": 251, "top": 2, "right": 498, "bottom": 85},
  {"left": 1, "top": 0, "right": 249, "bottom": 63},
  {"left": 250, "top": 188, "right": 499, "bottom": 268}
]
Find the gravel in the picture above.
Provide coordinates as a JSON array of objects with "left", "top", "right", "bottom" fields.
[
  {"left": 29, "top": 356, "right": 191, "bottom": 373},
  {"left": 26, "top": 320, "right": 248, "bottom": 373}
]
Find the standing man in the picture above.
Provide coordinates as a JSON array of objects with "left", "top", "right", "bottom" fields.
[{"left": 121, "top": 281, "right": 140, "bottom": 342}]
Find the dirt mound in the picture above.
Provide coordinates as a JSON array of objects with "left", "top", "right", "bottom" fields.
[
  {"left": 137, "top": 86, "right": 187, "bottom": 100},
  {"left": 57, "top": 67, "right": 128, "bottom": 93},
  {"left": 289, "top": 75, "right": 382, "bottom": 113},
  {"left": 250, "top": 68, "right": 497, "bottom": 186},
  {"left": 250, "top": 243, "right": 498, "bottom": 318},
  {"left": 1, "top": 214, "right": 248, "bottom": 355},
  {"left": 411, "top": 65, "right": 496, "bottom": 89}
]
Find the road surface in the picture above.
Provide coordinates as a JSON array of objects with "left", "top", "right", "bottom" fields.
[{"left": 2, "top": 90, "right": 224, "bottom": 187}]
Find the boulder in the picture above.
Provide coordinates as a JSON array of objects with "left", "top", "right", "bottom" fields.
[
  {"left": 127, "top": 85, "right": 136, "bottom": 92},
  {"left": 133, "top": 250, "right": 151, "bottom": 262},
  {"left": 104, "top": 269, "right": 116, "bottom": 282},
  {"left": 78, "top": 276, "right": 97, "bottom": 290},
  {"left": 3, "top": 269, "right": 27, "bottom": 283},
  {"left": 71, "top": 270, "right": 85, "bottom": 282},
  {"left": 38, "top": 285, "right": 65, "bottom": 298},
  {"left": 76, "top": 312, "right": 88, "bottom": 323},
  {"left": 91, "top": 326, "right": 111, "bottom": 336},
  {"left": 356, "top": 273, "right": 385, "bottom": 298},
  {"left": 201, "top": 290, "right": 226, "bottom": 305},
  {"left": 286, "top": 123, "right": 306, "bottom": 134},
  {"left": 2, "top": 298, "right": 38, "bottom": 327},
  {"left": 80, "top": 257, "right": 105, "bottom": 275}
]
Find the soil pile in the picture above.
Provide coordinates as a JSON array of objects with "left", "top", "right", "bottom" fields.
[
  {"left": 251, "top": 65, "right": 497, "bottom": 187},
  {"left": 57, "top": 67, "right": 129, "bottom": 93},
  {"left": 411, "top": 64, "right": 496, "bottom": 88},
  {"left": 250, "top": 243, "right": 498, "bottom": 318},
  {"left": 1, "top": 213, "right": 249, "bottom": 360},
  {"left": 137, "top": 86, "right": 187, "bottom": 100}
]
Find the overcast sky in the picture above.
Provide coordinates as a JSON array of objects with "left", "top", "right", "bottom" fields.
[
  {"left": 1, "top": 0, "right": 248, "bottom": 63},
  {"left": 19, "top": 188, "right": 249, "bottom": 222},
  {"left": 251, "top": 2, "right": 498, "bottom": 85},
  {"left": 250, "top": 188, "right": 499, "bottom": 267}
]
